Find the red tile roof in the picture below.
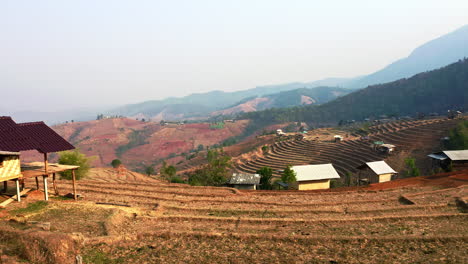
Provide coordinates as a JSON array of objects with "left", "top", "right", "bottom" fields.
[{"left": 0, "top": 116, "right": 75, "bottom": 153}]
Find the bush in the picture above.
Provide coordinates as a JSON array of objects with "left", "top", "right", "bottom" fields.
[
  {"left": 169, "top": 176, "right": 186, "bottom": 184},
  {"left": 110, "top": 159, "right": 122, "bottom": 168},
  {"left": 58, "top": 150, "right": 92, "bottom": 180},
  {"left": 145, "top": 166, "right": 155, "bottom": 176}
]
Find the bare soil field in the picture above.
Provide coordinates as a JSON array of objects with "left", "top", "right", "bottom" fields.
[{"left": 0, "top": 169, "right": 466, "bottom": 263}]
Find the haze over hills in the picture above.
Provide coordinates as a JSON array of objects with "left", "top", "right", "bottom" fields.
[
  {"left": 109, "top": 85, "right": 351, "bottom": 121},
  {"left": 5, "top": 25, "right": 467, "bottom": 125},
  {"left": 212, "top": 87, "right": 350, "bottom": 116},
  {"left": 343, "top": 24, "right": 468, "bottom": 88}
]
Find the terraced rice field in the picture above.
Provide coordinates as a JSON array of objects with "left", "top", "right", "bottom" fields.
[
  {"left": 12, "top": 169, "right": 466, "bottom": 263},
  {"left": 235, "top": 118, "right": 460, "bottom": 177}
]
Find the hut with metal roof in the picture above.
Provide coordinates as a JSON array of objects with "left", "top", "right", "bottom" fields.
[
  {"left": 291, "top": 164, "right": 340, "bottom": 190},
  {"left": 357, "top": 161, "right": 397, "bottom": 184},
  {"left": 428, "top": 150, "right": 468, "bottom": 171},
  {"left": 227, "top": 173, "right": 261, "bottom": 190},
  {"left": 0, "top": 116, "right": 79, "bottom": 203}
]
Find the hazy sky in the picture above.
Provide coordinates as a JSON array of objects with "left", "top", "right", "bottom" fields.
[{"left": 1, "top": 0, "right": 467, "bottom": 112}]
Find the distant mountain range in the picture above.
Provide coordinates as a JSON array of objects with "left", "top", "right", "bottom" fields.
[
  {"left": 243, "top": 58, "right": 468, "bottom": 124},
  {"left": 211, "top": 87, "right": 350, "bottom": 116},
  {"left": 343, "top": 24, "right": 468, "bottom": 88},
  {"left": 109, "top": 85, "right": 351, "bottom": 121},
  {"left": 109, "top": 25, "right": 468, "bottom": 121}
]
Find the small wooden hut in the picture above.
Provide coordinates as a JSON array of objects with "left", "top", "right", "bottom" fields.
[
  {"left": 428, "top": 150, "right": 468, "bottom": 171},
  {"left": 357, "top": 161, "right": 397, "bottom": 184},
  {"left": 291, "top": 164, "right": 340, "bottom": 190},
  {"left": 0, "top": 116, "right": 79, "bottom": 203},
  {"left": 227, "top": 173, "right": 260, "bottom": 190}
]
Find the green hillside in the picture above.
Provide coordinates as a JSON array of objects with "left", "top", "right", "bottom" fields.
[{"left": 243, "top": 58, "right": 468, "bottom": 125}]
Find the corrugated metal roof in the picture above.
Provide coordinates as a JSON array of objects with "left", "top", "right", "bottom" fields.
[
  {"left": 428, "top": 153, "right": 448, "bottom": 160},
  {"left": 442, "top": 150, "right": 468, "bottom": 161},
  {"left": 0, "top": 116, "right": 75, "bottom": 153},
  {"left": 228, "top": 173, "right": 260, "bottom": 185},
  {"left": 365, "top": 161, "right": 396, "bottom": 175},
  {"left": 292, "top": 164, "right": 340, "bottom": 182}
]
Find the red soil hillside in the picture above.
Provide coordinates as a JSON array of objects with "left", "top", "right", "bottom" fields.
[{"left": 21, "top": 118, "right": 249, "bottom": 169}]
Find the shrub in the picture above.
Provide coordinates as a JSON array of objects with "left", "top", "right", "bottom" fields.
[
  {"left": 58, "top": 150, "right": 92, "bottom": 180},
  {"left": 145, "top": 166, "right": 155, "bottom": 176},
  {"left": 110, "top": 159, "right": 122, "bottom": 168}
]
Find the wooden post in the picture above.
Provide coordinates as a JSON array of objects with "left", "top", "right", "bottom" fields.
[
  {"left": 3, "top": 181, "right": 7, "bottom": 192},
  {"left": 52, "top": 173, "right": 59, "bottom": 195},
  {"left": 35, "top": 177, "right": 40, "bottom": 189},
  {"left": 44, "top": 153, "right": 48, "bottom": 174},
  {"left": 72, "top": 169, "right": 77, "bottom": 200},
  {"left": 43, "top": 176, "right": 48, "bottom": 201},
  {"left": 15, "top": 179, "right": 21, "bottom": 202}
]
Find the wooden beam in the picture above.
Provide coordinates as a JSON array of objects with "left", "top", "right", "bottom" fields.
[
  {"left": 52, "top": 173, "right": 59, "bottom": 195},
  {"left": 0, "top": 189, "right": 31, "bottom": 208},
  {"left": 43, "top": 176, "right": 48, "bottom": 201},
  {"left": 35, "top": 177, "right": 39, "bottom": 190},
  {"left": 3, "top": 181, "right": 7, "bottom": 192},
  {"left": 44, "top": 153, "right": 48, "bottom": 174},
  {"left": 72, "top": 170, "right": 77, "bottom": 200},
  {"left": 15, "top": 179, "right": 21, "bottom": 202}
]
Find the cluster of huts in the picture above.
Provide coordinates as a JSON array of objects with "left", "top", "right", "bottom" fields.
[
  {"left": 229, "top": 149, "right": 468, "bottom": 191},
  {"left": 0, "top": 116, "right": 78, "bottom": 205}
]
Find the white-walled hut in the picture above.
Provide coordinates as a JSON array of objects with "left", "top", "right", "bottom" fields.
[
  {"left": 0, "top": 116, "right": 79, "bottom": 202},
  {"left": 357, "top": 161, "right": 397, "bottom": 184},
  {"left": 428, "top": 150, "right": 468, "bottom": 171},
  {"left": 291, "top": 164, "right": 340, "bottom": 190},
  {"left": 227, "top": 173, "right": 261, "bottom": 190}
]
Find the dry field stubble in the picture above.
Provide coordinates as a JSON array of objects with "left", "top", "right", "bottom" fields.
[{"left": 1, "top": 170, "right": 467, "bottom": 263}]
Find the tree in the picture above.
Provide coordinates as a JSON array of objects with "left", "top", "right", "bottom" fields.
[
  {"left": 145, "top": 166, "right": 155, "bottom": 177},
  {"left": 110, "top": 159, "right": 122, "bottom": 168},
  {"left": 58, "top": 150, "right": 93, "bottom": 180},
  {"left": 256, "top": 166, "right": 273, "bottom": 190},
  {"left": 189, "top": 149, "right": 231, "bottom": 186},
  {"left": 404, "top": 158, "right": 420, "bottom": 177},
  {"left": 160, "top": 161, "right": 176, "bottom": 180},
  {"left": 281, "top": 165, "right": 297, "bottom": 185},
  {"left": 447, "top": 120, "right": 468, "bottom": 150}
]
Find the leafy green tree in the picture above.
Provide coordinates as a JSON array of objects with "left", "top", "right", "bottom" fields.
[
  {"left": 256, "top": 166, "right": 273, "bottom": 190},
  {"left": 281, "top": 165, "right": 297, "bottom": 185},
  {"left": 145, "top": 166, "right": 155, "bottom": 177},
  {"left": 58, "top": 150, "right": 93, "bottom": 180},
  {"left": 189, "top": 149, "right": 231, "bottom": 186},
  {"left": 404, "top": 158, "right": 420, "bottom": 177},
  {"left": 160, "top": 161, "right": 177, "bottom": 180},
  {"left": 110, "top": 159, "right": 122, "bottom": 168},
  {"left": 447, "top": 120, "right": 468, "bottom": 150}
]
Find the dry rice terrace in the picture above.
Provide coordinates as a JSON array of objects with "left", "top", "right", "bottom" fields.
[
  {"left": 235, "top": 118, "right": 460, "bottom": 178},
  {"left": 1, "top": 168, "right": 467, "bottom": 263}
]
